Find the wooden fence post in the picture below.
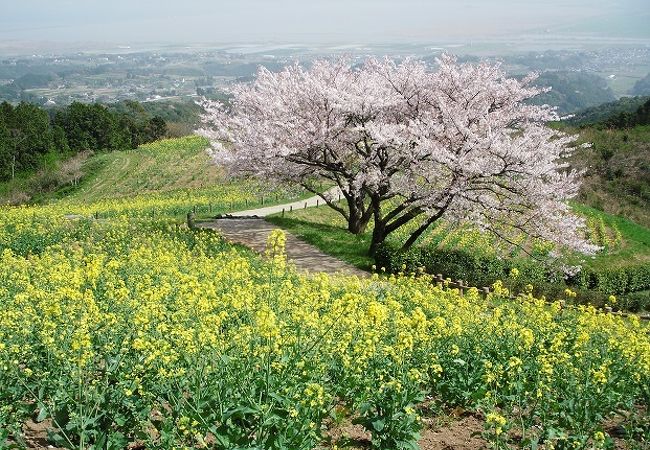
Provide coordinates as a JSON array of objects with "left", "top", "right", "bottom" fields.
[
  {"left": 304, "top": 202, "right": 307, "bottom": 209},
  {"left": 282, "top": 208, "right": 285, "bottom": 217},
  {"left": 187, "top": 212, "right": 196, "bottom": 230},
  {"left": 290, "top": 205, "right": 293, "bottom": 212},
  {"left": 316, "top": 199, "right": 319, "bottom": 207},
  {"left": 457, "top": 280, "right": 464, "bottom": 295}
]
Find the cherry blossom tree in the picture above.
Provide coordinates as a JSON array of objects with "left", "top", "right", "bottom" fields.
[{"left": 199, "top": 55, "right": 598, "bottom": 256}]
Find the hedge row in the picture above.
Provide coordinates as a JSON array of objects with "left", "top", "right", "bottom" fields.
[
  {"left": 374, "top": 243, "right": 547, "bottom": 289},
  {"left": 375, "top": 242, "right": 650, "bottom": 298},
  {"left": 568, "top": 264, "right": 650, "bottom": 295}
]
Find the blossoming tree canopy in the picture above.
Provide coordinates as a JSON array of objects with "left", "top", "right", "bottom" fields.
[{"left": 199, "top": 55, "right": 599, "bottom": 256}]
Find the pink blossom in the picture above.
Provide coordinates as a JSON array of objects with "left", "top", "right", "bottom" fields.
[{"left": 199, "top": 55, "right": 598, "bottom": 256}]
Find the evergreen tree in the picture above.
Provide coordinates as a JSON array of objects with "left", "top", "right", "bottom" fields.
[
  {"left": 0, "top": 114, "right": 11, "bottom": 179},
  {"left": 4, "top": 102, "right": 52, "bottom": 177},
  {"left": 145, "top": 116, "right": 167, "bottom": 142}
]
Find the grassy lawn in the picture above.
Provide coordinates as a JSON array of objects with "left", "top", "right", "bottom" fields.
[
  {"left": 266, "top": 200, "right": 374, "bottom": 270},
  {"left": 270, "top": 200, "right": 650, "bottom": 270},
  {"left": 267, "top": 214, "right": 375, "bottom": 270},
  {"left": 268, "top": 200, "right": 650, "bottom": 311},
  {"left": 266, "top": 202, "right": 432, "bottom": 271}
]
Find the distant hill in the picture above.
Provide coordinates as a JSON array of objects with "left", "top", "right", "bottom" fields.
[
  {"left": 566, "top": 96, "right": 650, "bottom": 126},
  {"left": 530, "top": 71, "right": 616, "bottom": 115},
  {"left": 631, "top": 72, "right": 650, "bottom": 96}
]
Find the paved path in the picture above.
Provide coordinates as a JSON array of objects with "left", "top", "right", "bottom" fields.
[
  {"left": 198, "top": 188, "right": 367, "bottom": 276},
  {"left": 199, "top": 219, "right": 366, "bottom": 276},
  {"left": 218, "top": 187, "right": 342, "bottom": 218}
]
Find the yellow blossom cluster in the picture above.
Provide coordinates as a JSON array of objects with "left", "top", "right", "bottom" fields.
[{"left": 0, "top": 197, "right": 648, "bottom": 449}]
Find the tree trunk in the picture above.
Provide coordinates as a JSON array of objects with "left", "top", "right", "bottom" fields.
[
  {"left": 369, "top": 219, "right": 387, "bottom": 256},
  {"left": 400, "top": 216, "right": 439, "bottom": 251},
  {"left": 348, "top": 213, "right": 368, "bottom": 234},
  {"left": 346, "top": 195, "right": 370, "bottom": 234},
  {"left": 368, "top": 194, "right": 387, "bottom": 256}
]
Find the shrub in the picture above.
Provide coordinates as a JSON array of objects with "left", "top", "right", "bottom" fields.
[
  {"left": 376, "top": 242, "right": 650, "bottom": 308},
  {"left": 375, "top": 242, "right": 547, "bottom": 290},
  {"left": 570, "top": 264, "right": 650, "bottom": 294},
  {"left": 619, "top": 290, "right": 650, "bottom": 312}
]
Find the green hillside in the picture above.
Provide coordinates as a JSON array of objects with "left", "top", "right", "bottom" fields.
[
  {"left": 566, "top": 96, "right": 649, "bottom": 126},
  {"left": 68, "top": 135, "right": 222, "bottom": 202},
  {"left": 569, "top": 125, "right": 650, "bottom": 228},
  {"left": 530, "top": 71, "right": 616, "bottom": 114},
  {"left": 0, "top": 135, "right": 222, "bottom": 204}
]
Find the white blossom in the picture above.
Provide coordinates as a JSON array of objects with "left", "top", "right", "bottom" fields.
[{"left": 199, "top": 55, "right": 598, "bottom": 255}]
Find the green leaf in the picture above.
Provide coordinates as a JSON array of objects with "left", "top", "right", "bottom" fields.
[
  {"left": 36, "top": 406, "right": 48, "bottom": 422},
  {"left": 114, "top": 415, "right": 127, "bottom": 426}
]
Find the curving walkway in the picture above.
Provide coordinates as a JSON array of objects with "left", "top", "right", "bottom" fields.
[
  {"left": 217, "top": 187, "right": 342, "bottom": 218},
  {"left": 198, "top": 187, "right": 367, "bottom": 277}
]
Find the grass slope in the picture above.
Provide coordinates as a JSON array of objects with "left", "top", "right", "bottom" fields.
[
  {"left": 53, "top": 135, "right": 307, "bottom": 220},
  {"left": 0, "top": 135, "right": 221, "bottom": 205},
  {"left": 268, "top": 212, "right": 375, "bottom": 270},
  {"left": 1, "top": 135, "right": 307, "bottom": 223},
  {"left": 68, "top": 135, "right": 222, "bottom": 202},
  {"left": 571, "top": 125, "right": 650, "bottom": 227},
  {"left": 566, "top": 96, "right": 649, "bottom": 126},
  {"left": 269, "top": 202, "right": 650, "bottom": 271},
  {"left": 573, "top": 203, "right": 650, "bottom": 271}
]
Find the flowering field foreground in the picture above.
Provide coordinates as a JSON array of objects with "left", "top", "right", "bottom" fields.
[{"left": 0, "top": 205, "right": 649, "bottom": 449}]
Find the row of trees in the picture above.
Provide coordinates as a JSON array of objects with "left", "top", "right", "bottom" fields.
[
  {"left": 0, "top": 101, "right": 167, "bottom": 181},
  {"left": 601, "top": 98, "right": 650, "bottom": 129}
]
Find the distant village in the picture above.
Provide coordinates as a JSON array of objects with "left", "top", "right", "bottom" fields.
[{"left": 0, "top": 45, "right": 649, "bottom": 111}]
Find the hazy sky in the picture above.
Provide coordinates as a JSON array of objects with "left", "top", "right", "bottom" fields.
[{"left": 1, "top": 0, "right": 649, "bottom": 45}]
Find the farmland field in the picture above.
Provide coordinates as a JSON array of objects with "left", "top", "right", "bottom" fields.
[{"left": 1, "top": 139, "right": 649, "bottom": 449}]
